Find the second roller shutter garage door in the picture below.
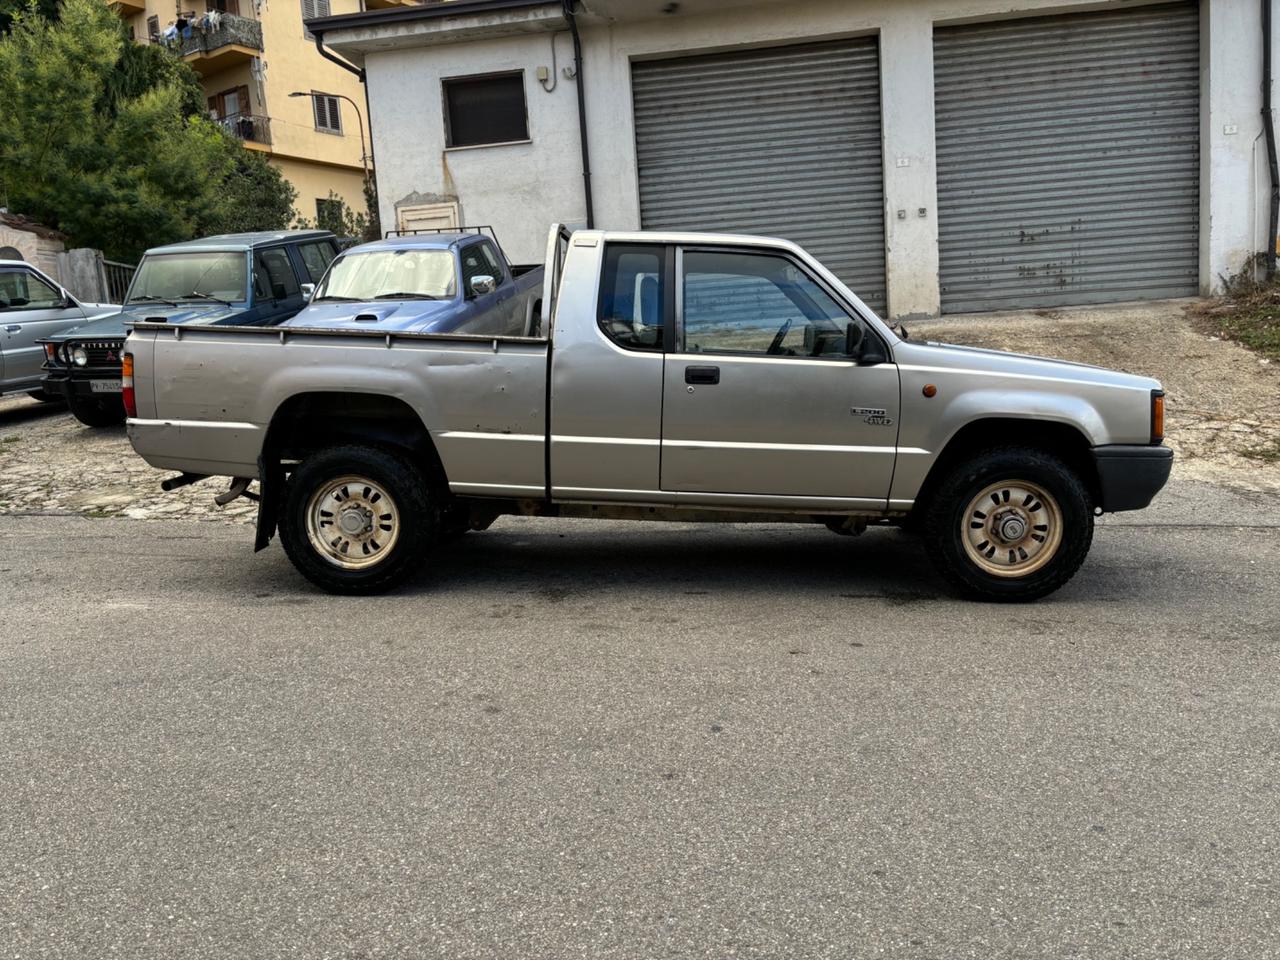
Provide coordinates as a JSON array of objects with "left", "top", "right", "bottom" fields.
[
  {"left": 934, "top": 2, "right": 1201, "bottom": 313},
  {"left": 632, "top": 39, "right": 888, "bottom": 312}
]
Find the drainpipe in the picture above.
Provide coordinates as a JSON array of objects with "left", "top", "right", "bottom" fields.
[
  {"left": 1263, "top": 0, "right": 1279, "bottom": 280},
  {"left": 312, "top": 29, "right": 380, "bottom": 235},
  {"left": 562, "top": 0, "right": 595, "bottom": 228},
  {"left": 312, "top": 30, "right": 377, "bottom": 172}
]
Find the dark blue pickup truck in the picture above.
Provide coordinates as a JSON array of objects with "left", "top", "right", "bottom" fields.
[{"left": 42, "top": 230, "right": 338, "bottom": 426}]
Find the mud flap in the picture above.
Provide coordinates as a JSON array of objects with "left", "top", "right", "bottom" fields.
[{"left": 254, "top": 455, "right": 284, "bottom": 552}]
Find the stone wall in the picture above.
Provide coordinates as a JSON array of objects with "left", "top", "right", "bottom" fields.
[{"left": 0, "top": 220, "right": 64, "bottom": 279}]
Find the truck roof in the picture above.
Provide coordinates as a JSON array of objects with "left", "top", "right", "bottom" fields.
[
  {"left": 144, "top": 230, "right": 334, "bottom": 255},
  {"left": 576, "top": 229, "right": 805, "bottom": 250},
  {"left": 342, "top": 234, "right": 490, "bottom": 254}
]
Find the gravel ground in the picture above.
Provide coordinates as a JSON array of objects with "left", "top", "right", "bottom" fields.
[
  {"left": 1, "top": 297, "right": 1276, "bottom": 524},
  {"left": 0, "top": 400, "right": 256, "bottom": 523}
]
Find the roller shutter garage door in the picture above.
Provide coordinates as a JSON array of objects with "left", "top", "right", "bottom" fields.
[
  {"left": 632, "top": 39, "right": 887, "bottom": 312},
  {"left": 934, "top": 2, "right": 1200, "bottom": 313}
]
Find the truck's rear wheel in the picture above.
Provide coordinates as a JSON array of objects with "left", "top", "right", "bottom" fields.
[
  {"left": 279, "top": 445, "right": 436, "bottom": 595},
  {"left": 68, "top": 395, "right": 124, "bottom": 427},
  {"left": 923, "top": 447, "right": 1093, "bottom": 602}
]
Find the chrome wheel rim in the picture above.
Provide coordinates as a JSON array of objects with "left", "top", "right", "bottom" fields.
[
  {"left": 961, "top": 479, "right": 1063, "bottom": 578},
  {"left": 305, "top": 475, "right": 400, "bottom": 569}
]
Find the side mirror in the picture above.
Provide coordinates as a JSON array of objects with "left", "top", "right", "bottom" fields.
[
  {"left": 844, "top": 320, "right": 864, "bottom": 357},
  {"left": 859, "top": 339, "right": 888, "bottom": 366},
  {"left": 848, "top": 321, "right": 888, "bottom": 365},
  {"left": 469, "top": 275, "right": 497, "bottom": 298},
  {"left": 300, "top": 283, "right": 315, "bottom": 301}
]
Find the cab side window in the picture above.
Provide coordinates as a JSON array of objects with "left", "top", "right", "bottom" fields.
[
  {"left": 254, "top": 248, "right": 300, "bottom": 300},
  {"left": 298, "top": 240, "right": 338, "bottom": 284},
  {"left": 460, "top": 241, "right": 503, "bottom": 296},
  {"left": 681, "top": 250, "right": 855, "bottom": 358},
  {"left": 0, "top": 270, "right": 60, "bottom": 310},
  {"left": 598, "top": 244, "right": 666, "bottom": 351}
]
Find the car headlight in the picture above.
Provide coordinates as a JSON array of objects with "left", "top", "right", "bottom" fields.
[{"left": 71, "top": 346, "right": 88, "bottom": 367}]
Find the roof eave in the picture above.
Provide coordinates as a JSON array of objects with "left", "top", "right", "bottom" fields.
[{"left": 309, "top": 0, "right": 564, "bottom": 59}]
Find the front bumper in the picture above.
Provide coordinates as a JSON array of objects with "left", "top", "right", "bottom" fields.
[
  {"left": 1092, "top": 444, "right": 1174, "bottom": 512},
  {"left": 42, "top": 367, "right": 122, "bottom": 400}
]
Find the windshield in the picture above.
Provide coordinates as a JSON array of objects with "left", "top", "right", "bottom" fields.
[
  {"left": 314, "top": 249, "right": 457, "bottom": 302},
  {"left": 126, "top": 252, "right": 248, "bottom": 304}
]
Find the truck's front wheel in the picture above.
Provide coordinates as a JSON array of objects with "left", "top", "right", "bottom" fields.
[
  {"left": 923, "top": 447, "right": 1093, "bottom": 602},
  {"left": 279, "top": 445, "right": 436, "bottom": 595}
]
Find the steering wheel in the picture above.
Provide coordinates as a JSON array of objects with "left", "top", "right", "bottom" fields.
[{"left": 767, "top": 318, "right": 793, "bottom": 355}]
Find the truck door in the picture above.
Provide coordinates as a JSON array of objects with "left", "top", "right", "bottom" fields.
[
  {"left": 250, "top": 247, "right": 305, "bottom": 325},
  {"left": 660, "top": 247, "right": 899, "bottom": 508},
  {"left": 460, "top": 239, "right": 519, "bottom": 335},
  {"left": 549, "top": 240, "right": 670, "bottom": 502}
]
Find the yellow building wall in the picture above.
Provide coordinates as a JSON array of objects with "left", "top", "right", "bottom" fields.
[
  {"left": 111, "top": 0, "right": 371, "bottom": 223},
  {"left": 274, "top": 156, "right": 368, "bottom": 229}
]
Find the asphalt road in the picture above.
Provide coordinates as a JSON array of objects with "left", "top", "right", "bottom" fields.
[{"left": 2, "top": 482, "right": 1278, "bottom": 959}]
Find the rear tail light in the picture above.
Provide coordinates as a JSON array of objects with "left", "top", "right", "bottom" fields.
[
  {"left": 121, "top": 352, "right": 136, "bottom": 419},
  {"left": 1151, "top": 390, "right": 1165, "bottom": 444}
]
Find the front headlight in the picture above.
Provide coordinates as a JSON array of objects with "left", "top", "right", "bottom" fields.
[{"left": 71, "top": 346, "right": 88, "bottom": 367}]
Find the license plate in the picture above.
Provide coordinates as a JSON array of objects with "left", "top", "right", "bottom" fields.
[{"left": 89, "top": 379, "right": 122, "bottom": 393}]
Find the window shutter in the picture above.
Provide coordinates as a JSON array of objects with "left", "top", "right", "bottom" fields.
[
  {"left": 327, "top": 97, "right": 342, "bottom": 132},
  {"left": 238, "top": 85, "right": 250, "bottom": 115},
  {"left": 311, "top": 94, "right": 323, "bottom": 129}
]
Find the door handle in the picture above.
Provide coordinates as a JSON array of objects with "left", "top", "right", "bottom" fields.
[
  {"left": 3, "top": 324, "right": 19, "bottom": 333},
  {"left": 685, "top": 365, "right": 720, "bottom": 385}
]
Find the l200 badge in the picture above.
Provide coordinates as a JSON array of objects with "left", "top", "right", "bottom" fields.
[{"left": 851, "top": 407, "right": 893, "bottom": 426}]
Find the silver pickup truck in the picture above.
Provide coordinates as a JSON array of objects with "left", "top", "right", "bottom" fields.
[{"left": 124, "top": 225, "right": 1172, "bottom": 601}]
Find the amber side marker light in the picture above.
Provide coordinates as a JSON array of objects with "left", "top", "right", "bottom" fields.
[
  {"left": 922, "top": 384, "right": 938, "bottom": 398},
  {"left": 1151, "top": 390, "right": 1165, "bottom": 444},
  {"left": 122, "top": 353, "right": 136, "bottom": 419}
]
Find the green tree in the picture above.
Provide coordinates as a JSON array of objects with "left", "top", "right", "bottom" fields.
[
  {"left": 361, "top": 176, "right": 381, "bottom": 243},
  {"left": 207, "top": 148, "right": 299, "bottom": 235},
  {"left": 295, "top": 188, "right": 374, "bottom": 242},
  {"left": 0, "top": 0, "right": 295, "bottom": 260},
  {"left": 109, "top": 31, "right": 207, "bottom": 118},
  {"left": 0, "top": 0, "right": 60, "bottom": 35}
]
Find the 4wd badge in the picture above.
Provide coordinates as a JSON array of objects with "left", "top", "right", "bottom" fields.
[{"left": 851, "top": 407, "right": 894, "bottom": 426}]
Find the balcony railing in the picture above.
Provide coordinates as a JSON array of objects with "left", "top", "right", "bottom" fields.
[
  {"left": 215, "top": 113, "right": 272, "bottom": 146},
  {"left": 174, "top": 13, "right": 263, "bottom": 57}
]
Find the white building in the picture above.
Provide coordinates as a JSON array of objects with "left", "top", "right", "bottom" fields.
[{"left": 312, "top": 0, "right": 1277, "bottom": 318}]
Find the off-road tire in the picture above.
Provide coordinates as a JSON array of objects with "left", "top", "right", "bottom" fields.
[
  {"left": 27, "top": 389, "right": 65, "bottom": 405},
  {"left": 68, "top": 394, "right": 125, "bottom": 428},
  {"left": 279, "top": 444, "right": 436, "bottom": 595},
  {"left": 923, "top": 446, "right": 1093, "bottom": 602}
]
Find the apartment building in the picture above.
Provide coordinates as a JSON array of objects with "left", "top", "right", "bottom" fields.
[{"left": 108, "top": 0, "right": 396, "bottom": 225}]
